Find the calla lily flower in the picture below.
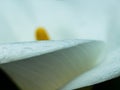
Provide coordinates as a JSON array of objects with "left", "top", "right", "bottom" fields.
[{"left": 0, "top": 0, "right": 120, "bottom": 90}]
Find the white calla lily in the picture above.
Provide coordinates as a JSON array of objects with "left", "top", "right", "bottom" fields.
[
  {"left": 0, "top": 40, "right": 104, "bottom": 90},
  {"left": 0, "top": 0, "right": 120, "bottom": 90}
]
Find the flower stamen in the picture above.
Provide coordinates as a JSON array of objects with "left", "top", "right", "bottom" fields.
[{"left": 35, "top": 27, "right": 50, "bottom": 40}]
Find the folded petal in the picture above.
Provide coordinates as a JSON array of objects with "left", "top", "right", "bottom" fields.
[
  {"left": 0, "top": 39, "right": 104, "bottom": 90},
  {"left": 62, "top": 48, "right": 120, "bottom": 90}
]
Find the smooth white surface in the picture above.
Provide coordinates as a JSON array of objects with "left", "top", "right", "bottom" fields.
[
  {"left": 0, "top": 0, "right": 108, "bottom": 42},
  {"left": 61, "top": 48, "right": 120, "bottom": 90}
]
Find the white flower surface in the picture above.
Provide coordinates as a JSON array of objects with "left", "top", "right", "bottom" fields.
[{"left": 0, "top": 0, "right": 120, "bottom": 90}]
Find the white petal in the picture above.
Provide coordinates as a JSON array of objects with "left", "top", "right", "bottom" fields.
[
  {"left": 0, "top": 39, "right": 104, "bottom": 90},
  {"left": 0, "top": 39, "right": 91, "bottom": 64},
  {"left": 0, "top": 13, "right": 17, "bottom": 43},
  {"left": 0, "top": 0, "right": 36, "bottom": 42},
  {"left": 62, "top": 48, "right": 120, "bottom": 90},
  {"left": 107, "top": 3, "right": 120, "bottom": 51},
  {"left": 0, "top": 0, "right": 108, "bottom": 41}
]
